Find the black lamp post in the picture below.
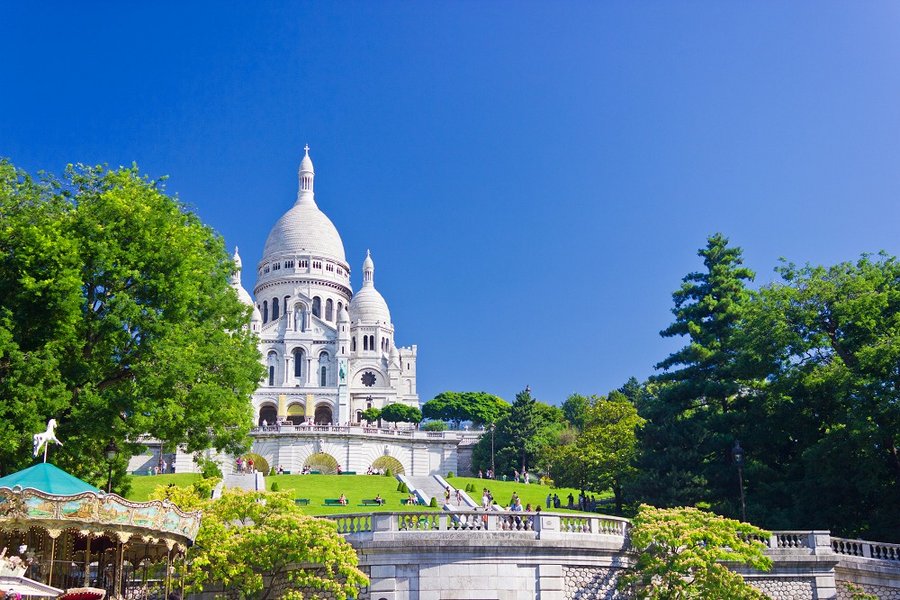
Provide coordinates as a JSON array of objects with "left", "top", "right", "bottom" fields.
[
  {"left": 105, "top": 440, "right": 118, "bottom": 493},
  {"left": 732, "top": 440, "right": 746, "bottom": 522},
  {"left": 489, "top": 423, "right": 496, "bottom": 479}
]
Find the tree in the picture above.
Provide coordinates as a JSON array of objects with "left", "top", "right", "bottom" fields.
[
  {"left": 422, "top": 391, "right": 509, "bottom": 428},
  {"left": 619, "top": 505, "right": 772, "bottom": 600},
  {"left": 472, "top": 388, "right": 565, "bottom": 476},
  {"left": 360, "top": 407, "right": 381, "bottom": 424},
  {"left": 151, "top": 485, "right": 367, "bottom": 600},
  {"left": 379, "top": 403, "right": 422, "bottom": 424},
  {"left": 552, "top": 391, "right": 644, "bottom": 512},
  {"left": 0, "top": 160, "right": 264, "bottom": 487},
  {"left": 634, "top": 233, "right": 755, "bottom": 510},
  {"left": 738, "top": 254, "right": 900, "bottom": 540},
  {"left": 561, "top": 393, "right": 594, "bottom": 431}
]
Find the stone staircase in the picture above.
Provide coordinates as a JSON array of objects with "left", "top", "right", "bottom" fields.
[{"left": 223, "top": 472, "right": 262, "bottom": 492}]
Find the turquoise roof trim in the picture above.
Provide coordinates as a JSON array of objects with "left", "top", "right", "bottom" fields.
[{"left": 0, "top": 463, "right": 100, "bottom": 495}]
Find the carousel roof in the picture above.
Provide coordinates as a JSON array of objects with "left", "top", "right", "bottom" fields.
[{"left": 0, "top": 464, "right": 100, "bottom": 495}]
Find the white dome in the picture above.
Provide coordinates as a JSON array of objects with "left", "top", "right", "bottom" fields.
[
  {"left": 350, "top": 286, "right": 391, "bottom": 324},
  {"left": 230, "top": 247, "right": 255, "bottom": 307},
  {"left": 350, "top": 250, "right": 391, "bottom": 324},
  {"left": 262, "top": 202, "right": 346, "bottom": 263}
]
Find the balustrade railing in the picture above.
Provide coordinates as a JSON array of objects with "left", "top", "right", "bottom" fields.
[
  {"left": 832, "top": 537, "right": 900, "bottom": 562},
  {"left": 250, "top": 424, "right": 451, "bottom": 439}
]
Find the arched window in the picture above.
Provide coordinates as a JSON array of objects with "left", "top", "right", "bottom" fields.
[
  {"left": 369, "top": 335, "right": 375, "bottom": 350},
  {"left": 267, "top": 351, "right": 277, "bottom": 386},
  {"left": 272, "top": 297, "right": 280, "bottom": 320},
  {"left": 337, "top": 301, "right": 343, "bottom": 315},
  {"left": 312, "top": 296, "right": 321, "bottom": 318},
  {"left": 351, "top": 337, "right": 357, "bottom": 351},
  {"left": 325, "top": 298, "right": 333, "bottom": 321},
  {"left": 318, "top": 352, "right": 329, "bottom": 387},
  {"left": 292, "top": 348, "right": 304, "bottom": 379},
  {"left": 263, "top": 301, "right": 268, "bottom": 323}
]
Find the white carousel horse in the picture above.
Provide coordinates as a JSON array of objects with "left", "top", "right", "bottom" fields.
[{"left": 33, "top": 419, "right": 63, "bottom": 459}]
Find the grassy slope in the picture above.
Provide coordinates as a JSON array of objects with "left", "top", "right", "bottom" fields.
[
  {"left": 127, "top": 473, "right": 202, "bottom": 501},
  {"left": 266, "top": 474, "right": 441, "bottom": 516},
  {"left": 447, "top": 476, "right": 612, "bottom": 513}
]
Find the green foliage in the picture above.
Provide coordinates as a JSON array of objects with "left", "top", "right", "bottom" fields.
[
  {"left": 446, "top": 471, "right": 454, "bottom": 478},
  {"left": 360, "top": 407, "right": 381, "bottom": 424},
  {"left": 421, "top": 420, "right": 449, "bottom": 431},
  {"left": 634, "top": 233, "right": 755, "bottom": 510},
  {"left": 843, "top": 583, "right": 879, "bottom": 600},
  {"left": 384, "top": 468, "right": 393, "bottom": 478},
  {"left": 371, "top": 455, "right": 405, "bottom": 475},
  {"left": 561, "top": 393, "right": 595, "bottom": 431},
  {"left": 429, "top": 496, "right": 438, "bottom": 507},
  {"left": 158, "top": 487, "right": 367, "bottom": 599},
  {"left": 551, "top": 390, "right": 644, "bottom": 513},
  {"left": 305, "top": 452, "right": 338, "bottom": 474},
  {"left": 194, "top": 453, "right": 222, "bottom": 480},
  {"left": 379, "top": 403, "right": 422, "bottom": 423},
  {"left": 472, "top": 387, "right": 566, "bottom": 477},
  {"left": 397, "top": 481, "right": 408, "bottom": 493},
  {"left": 619, "top": 505, "right": 772, "bottom": 599},
  {"left": 422, "top": 391, "right": 510, "bottom": 428},
  {"left": 270, "top": 481, "right": 279, "bottom": 492},
  {"left": 0, "top": 160, "right": 262, "bottom": 487}
]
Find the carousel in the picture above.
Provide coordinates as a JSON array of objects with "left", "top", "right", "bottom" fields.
[{"left": 0, "top": 423, "right": 201, "bottom": 600}]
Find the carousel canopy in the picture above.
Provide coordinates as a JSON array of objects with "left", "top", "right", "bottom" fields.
[{"left": 0, "top": 464, "right": 100, "bottom": 495}]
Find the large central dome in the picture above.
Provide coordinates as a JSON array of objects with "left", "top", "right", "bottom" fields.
[{"left": 261, "top": 147, "right": 347, "bottom": 264}]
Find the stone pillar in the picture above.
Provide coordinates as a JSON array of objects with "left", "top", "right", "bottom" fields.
[
  {"left": 277, "top": 394, "right": 287, "bottom": 421},
  {"left": 537, "top": 564, "right": 565, "bottom": 600},
  {"left": 282, "top": 356, "right": 291, "bottom": 385}
]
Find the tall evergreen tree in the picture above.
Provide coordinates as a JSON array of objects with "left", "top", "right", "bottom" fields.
[{"left": 634, "top": 233, "right": 755, "bottom": 511}]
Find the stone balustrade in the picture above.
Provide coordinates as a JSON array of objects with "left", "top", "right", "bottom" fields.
[
  {"left": 324, "top": 512, "right": 900, "bottom": 599},
  {"left": 250, "top": 424, "right": 460, "bottom": 441}
]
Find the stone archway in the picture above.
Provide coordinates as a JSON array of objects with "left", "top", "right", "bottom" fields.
[
  {"left": 372, "top": 455, "right": 405, "bottom": 475},
  {"left": 314, "top": 404, "right": 333, "bottom": 425},
  {"left": 258, "top": 404, "right": 277, "bottom": 427},
  {"left": 304, "top": 452, "right": 339, "bottom": 474},
  {"left": 286, "top": 403, "right": 305, "bottom": 425}
]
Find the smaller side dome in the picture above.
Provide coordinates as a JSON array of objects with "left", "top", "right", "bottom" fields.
[
  {"left": 230, "top": 247, "right": 255, "bottom": 307},
  {"left": 350, "top": 250, "right": 391, "bottom": 324}
]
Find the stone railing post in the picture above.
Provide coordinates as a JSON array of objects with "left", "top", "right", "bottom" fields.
[
  {"left": 372, "top": 513, "right": 396, "bottom": 533},
  {"left": 535, "top": 515, "right": 560, "bottom": 539}
]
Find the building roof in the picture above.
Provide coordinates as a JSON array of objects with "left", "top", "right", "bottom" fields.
[{"left": 0, "top": 463, "right": 101, "bottom": 495}]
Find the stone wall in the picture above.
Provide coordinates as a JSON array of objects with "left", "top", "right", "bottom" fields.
[
  {"left": 562, "top": 566, "right": 623, "bottom": 599},
  {"left": 748, "top": 577, "right": 818, "bottom": 599}
]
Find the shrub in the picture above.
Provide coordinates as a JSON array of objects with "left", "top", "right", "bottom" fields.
[
  {"left": 446, "top": 471, "right": 454, "bottom": 478},
  {"left": 540, "top": 476, "right": 554, "bottom": 487},
  {"left": 270, "top": 481, "right": 279, "bottom": 492},
  {"left": 194, "top": 453, "right": 222, "bottom": 479},
  {"left": 429, "top": 497, "right": 438, "bottom": 508},
  {"left": 398, "top": 482, "right": 408, "bottom": 493},
  {"left": 422, "top": 420, "right": 448, "bottom": 431},
  {"left": 384, "top": 468, "right": 393, "bottom": 478}
]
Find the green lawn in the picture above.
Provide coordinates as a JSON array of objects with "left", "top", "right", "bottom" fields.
[
  {"left": 266, "top": 474, "right": 441, "bottom": 516},
  {"left": 446, "top": 476, "right": 612, "bottom": 513},
  {"left": 127, "top": 473, "right": 202, "bottom": 501}
]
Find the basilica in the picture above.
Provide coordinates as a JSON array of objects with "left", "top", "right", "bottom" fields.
[{"left": 229, "top": 147, "right": 420, "bottom": 428}]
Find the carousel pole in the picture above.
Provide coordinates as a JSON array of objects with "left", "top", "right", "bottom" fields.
[
  {"left": 84, "top": 534, "right": 91, "bottom": 587},
  {"left": 114, "top": 541, "right": 124, "bottom": 598},
  {"left": 48, "top": 535, "right": 57, "bottom": 586},
  {"left": 164, "top": 549, "right": 172, "bottom": 600}
]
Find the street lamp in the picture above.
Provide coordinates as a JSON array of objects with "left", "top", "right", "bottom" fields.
[
  {"left": 490, "top": 423, "right": 496, "bottom": 479},
  {"left": 104, "top": 440, "right": 118, "bottom": 493},
  {"left": 732, "top": 440, "right": 746, "bottom": 522}
]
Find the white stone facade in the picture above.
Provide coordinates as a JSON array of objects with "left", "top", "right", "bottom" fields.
[{"left": 231, "top": 147, "right": 419, "bottom": 429}]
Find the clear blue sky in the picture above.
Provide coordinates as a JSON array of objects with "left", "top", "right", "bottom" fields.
[{"left": 3, "top": 3, "right": 899, "bottom": 406}]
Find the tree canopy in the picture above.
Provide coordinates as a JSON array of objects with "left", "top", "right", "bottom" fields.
[
  {"left": 619, "top": 505, "right": 772, "bottom": 600},
  {"left": 422, "top": 391, "right": 509, "bottom": 428},
  {"left": 151, "top": 484, "right": 367, "bottom": 600},
  {"left": 0, "top": 160, "right": 263, "bottom": 487},
  {"left": 379, "top": 403, "right": 422, "bottom": 424}
]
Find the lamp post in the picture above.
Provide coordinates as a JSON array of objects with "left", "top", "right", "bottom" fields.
[
  {"left": 490, "top": 423, "right": 496, "bottom": 479},
  {"left": 105, "top": 440, "right": 118, "bottom": 493},
  {"left": 732, "top": 440, "right": 746, "bottom": 522}
]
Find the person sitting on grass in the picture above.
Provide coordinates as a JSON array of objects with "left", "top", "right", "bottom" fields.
[{"left": 339, "top": 493, "right": 348, "bottom": 505}]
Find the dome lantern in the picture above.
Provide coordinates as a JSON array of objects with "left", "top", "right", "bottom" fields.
[{"left": 297, "top": 144, "right": 315, "bottom": 204}]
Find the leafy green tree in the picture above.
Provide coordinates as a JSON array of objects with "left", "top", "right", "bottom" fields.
[
  {"left": 619, "top": 505, "right": 772, "bottom": 600},
  {"left": 360, "top": 407, "right": 381, "bottom": 424},
  {"left": 739, "top": 254, "right": 900, "bottom": 540},
  {"left": 151, "top": 485, "right": 367, "bottom": 600},
  {"left": 552, "top": 391, "right": 644, "bottom": 512},
  {"left": 422, "top": 391, "right": 509, "bottom": 428},
  {"left": 634, "top": 233, "right": 755, "bottom": 510},
  {"left": 0, "top": 160, "right": 263, "bottom": 487},
  {"left": 561, "top": 393, "right": 595, "bottom": 431},
  {"left": 421, "top": 420, "right": 448, "bottom": 431},
  {"left": 380, "top": 403, "right": 422, "bottom": 424},
  {"left": 472, "top": 388, "right": 565, "bottom": 476}
]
